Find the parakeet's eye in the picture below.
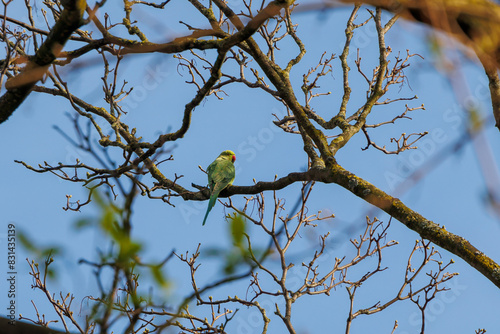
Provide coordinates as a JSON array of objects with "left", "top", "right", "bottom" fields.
[{"left": 232, "top": 155, "right": 236, "bottom": 162}]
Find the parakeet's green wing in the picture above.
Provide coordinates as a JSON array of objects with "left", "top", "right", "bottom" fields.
[
  {"left": 206, "top": 161, "right": 217, "bottom": 190},
  {"left": 210, "top": 160, "right": 235, "bottom": 190},
  {"left": 202, "top": 155, "right": 235, "bottom": 226}
]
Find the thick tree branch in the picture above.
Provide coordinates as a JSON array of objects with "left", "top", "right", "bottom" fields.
[
  {"left": 326, "top": 163, "right": 500, "bottom": 290},
  {"left": 1, "top": 316, "right": 72, "bottom": 334},
  {"left": 0, "top": 0, "right": 86, "bottom": 124}
]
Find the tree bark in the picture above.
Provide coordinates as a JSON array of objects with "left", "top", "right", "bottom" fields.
[
  {"left": 0, "top": 317, "right": 71, "bottom": 334},
  {"left": 0, "top": 0, "right": 86, "bottom": 124}
]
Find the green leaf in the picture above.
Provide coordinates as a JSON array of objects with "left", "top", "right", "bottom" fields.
[
  {"left": 468, "top": 106, "right": 483, "bottom": 133},
  {"left": 18, "top": 229, "right": 61, "bottom": 258},
  {"left": 150, "top": 265, "right": 169, "bottom": 288},
  {"left": 73, "top": 217, "right": 94, "bottom": 229},
  {"left": 228, "top": 213, "right": 246, "bottom": 249}
]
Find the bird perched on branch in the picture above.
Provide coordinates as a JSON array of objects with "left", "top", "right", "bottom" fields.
[{"left": 202, "top": 150, "right": 236, "bottom": 226}]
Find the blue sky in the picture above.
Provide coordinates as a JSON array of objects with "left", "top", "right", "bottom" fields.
[{"left": 1, "top": 2, "right": 500, "bottom": 333}]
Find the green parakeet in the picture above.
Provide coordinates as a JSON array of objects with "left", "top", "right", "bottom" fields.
[{"left": 202, "top": 150, "right": 236, "bottom": 226}]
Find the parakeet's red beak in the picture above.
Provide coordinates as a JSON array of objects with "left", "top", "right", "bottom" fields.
[{"left": 232, "top": 155, "right": 236, "bottom": 163}]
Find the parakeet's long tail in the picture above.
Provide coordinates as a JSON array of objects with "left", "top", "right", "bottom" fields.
[{"left": 202, "top": 195, "right": 217, "bottom": 226}]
